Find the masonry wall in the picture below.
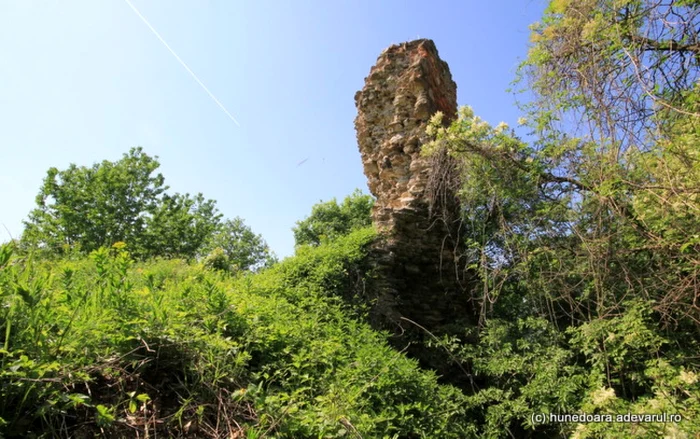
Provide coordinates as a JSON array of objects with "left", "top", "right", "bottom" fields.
[{"left": 354, "top": 39, "right": 472, "bottom": 331}]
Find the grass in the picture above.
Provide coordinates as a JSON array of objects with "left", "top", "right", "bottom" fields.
[
  {"left": 0, "top": 229, "right": 477, "bottom": 438},
  {"left": 3, "top": 228, "right": 697, "bottom": 438}
]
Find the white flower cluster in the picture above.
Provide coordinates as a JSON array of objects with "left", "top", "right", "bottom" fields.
[{"left": 590, "top": 386, "right": 616, "bottom": 407}]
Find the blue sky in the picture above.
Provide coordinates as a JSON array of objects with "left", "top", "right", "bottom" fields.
[{"left": 0, "top": 0, "right": 545, "bottom": 257}]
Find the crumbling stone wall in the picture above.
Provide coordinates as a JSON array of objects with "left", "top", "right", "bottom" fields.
[{"left": 355, "top": 39, "right": 472, "bottom": 331}]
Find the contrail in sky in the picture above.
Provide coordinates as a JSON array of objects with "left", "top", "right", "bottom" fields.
[{"left": 123, "top": 0, "right": 240, "bottom": 126}]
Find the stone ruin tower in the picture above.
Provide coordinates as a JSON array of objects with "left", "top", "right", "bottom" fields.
[{"left": 355, "top": 39, "right": 472, "bottom": 332}]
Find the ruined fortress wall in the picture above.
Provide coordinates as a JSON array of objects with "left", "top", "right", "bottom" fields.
[{"left": 355, "top": 39, "right": 472, "bottom": 330}]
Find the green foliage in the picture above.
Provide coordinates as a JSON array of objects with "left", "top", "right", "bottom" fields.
[
  {"left": 455, "top": 317, "right": 585, "bottom": 437},
  {"left": 6, "top": 2, "right": 699, "bottom": 437},
  {"left": 22, "top": 147, "right": 167, "bottom": 256},
  {"left": 0, "top": 231, "right": 482, "bottom": 438},
  {"left": 512, "top": 0, "right": 699, "bottom": 326},
  {"left": 20, "top": 148, "right": 277, "bottom": 270},
  {"left": 202, "top": 246, "right": 230, "bottom": 272},
  {"left": 422, "top": 98, "right": 700, "bottom": 438},
  {"left": 437, "top": 305, "right": 699, "bottom": 438},
  {"left": 293, "top": 189, "right": 374, "bottom": 247},
  {"left": 417, "top": 2, "right": 700, "bottom": 436},
  {"left": 20, "top": 148, "right": 279, "bottom": 264},
  {"left": 141, "top": 192, "right": 221, "bottom": 260},
  {"left": 201, "top": 217, "right": 276, "bottom": 272}
]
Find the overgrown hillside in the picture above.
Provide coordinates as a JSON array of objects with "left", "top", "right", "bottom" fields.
[
  {"left": 0, "top": 230, "right": 479, "bottom": 438},
  {"left": 3, "top": 223, "right": 698, "bottom": 438},
  {"left": 2, "top": 1, "right": 700, "bottom": 438}
]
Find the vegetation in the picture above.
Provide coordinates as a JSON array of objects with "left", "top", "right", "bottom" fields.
[
  {"left": 0, "top": 232, "right": 479, "bottom": 438},
  {"left": 201, "top": 218, "right": 277, "bottom": 272},
  {"left": 1, "top": 0, "right": 698, "bottom": 437},
  {"left": 293, "top": 190, "right": 374, "bottom": 247},
  {"left": 418, "top": 0, "right": 700, "bottom": 436},
  {"left": 20, "top": 147, "right": 272, "bottom": 270}
]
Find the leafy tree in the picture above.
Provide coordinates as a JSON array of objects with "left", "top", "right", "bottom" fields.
[
  {"left": 22, "top": 148, "right": 166, "bottom": 255},
  {"left": 21, "top": 148, "right": 222, "bottom": 260},
  {"left": 514, "top": 0, "right": 700, "bottom": 325},
  {"left": 420, "top": 1, "right": 700, "bottom": 435},
  {"left": 201, "top": 217, "right": 276, "bottom": 271},
  {"left": 521, "top": 0, "right": 700, "bottom": 152},
  {"left": 142, "top": 192, "right": 222, "bottom": 260},
  {"left": 293, "top": 189, "right": 374, "bottom": 247},
  {"left": 422, "top": 0, "right": 699, "bottom": 328}
]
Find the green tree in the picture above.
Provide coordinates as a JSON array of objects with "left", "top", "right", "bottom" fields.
[
  {"left": 420, "top": 2, "right": 700, "bottom": 436},
  {"left": 522, "top": 0, "right": 700, "bottom": 153},
  {"left": 293, "top": 190, "right": 374, "bottom": 247},
  {"left": 515, "top": 0, "right": 700, "bottom": 325},
  {"left": 423, "top": 0, "right": 699, "bottom": 327},
  {"left": 201, "top": 217, "right": 276, "bottom": 271},
  {"left": 21, "top": 148, "right": 222, "bottom": 260},
  {"left": 22, "top": 148, "right": 166, "bottom": 255},
  {"left": 142, "top": 192, "right": 222, "bottom": 260}
]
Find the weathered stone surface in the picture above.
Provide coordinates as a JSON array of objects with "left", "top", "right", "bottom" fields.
[{"left": 355, "top": 39, "right": 472, "bottom": 331}]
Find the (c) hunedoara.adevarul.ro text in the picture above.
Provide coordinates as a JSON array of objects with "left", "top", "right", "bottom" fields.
[{"left": 531, "top": 412, "right": 683, "bottom": 424}]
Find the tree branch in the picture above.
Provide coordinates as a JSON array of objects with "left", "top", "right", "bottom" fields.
[{"left": 630, "top": 34, "right": 700, "bottom": 55}]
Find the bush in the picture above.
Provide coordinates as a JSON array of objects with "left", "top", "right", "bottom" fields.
[
  {"left": 0, "top": 232, "right": 479, "bottom": 438},
  {"left": 293, "top": 189, "right": 374, "bottom": 247}
]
